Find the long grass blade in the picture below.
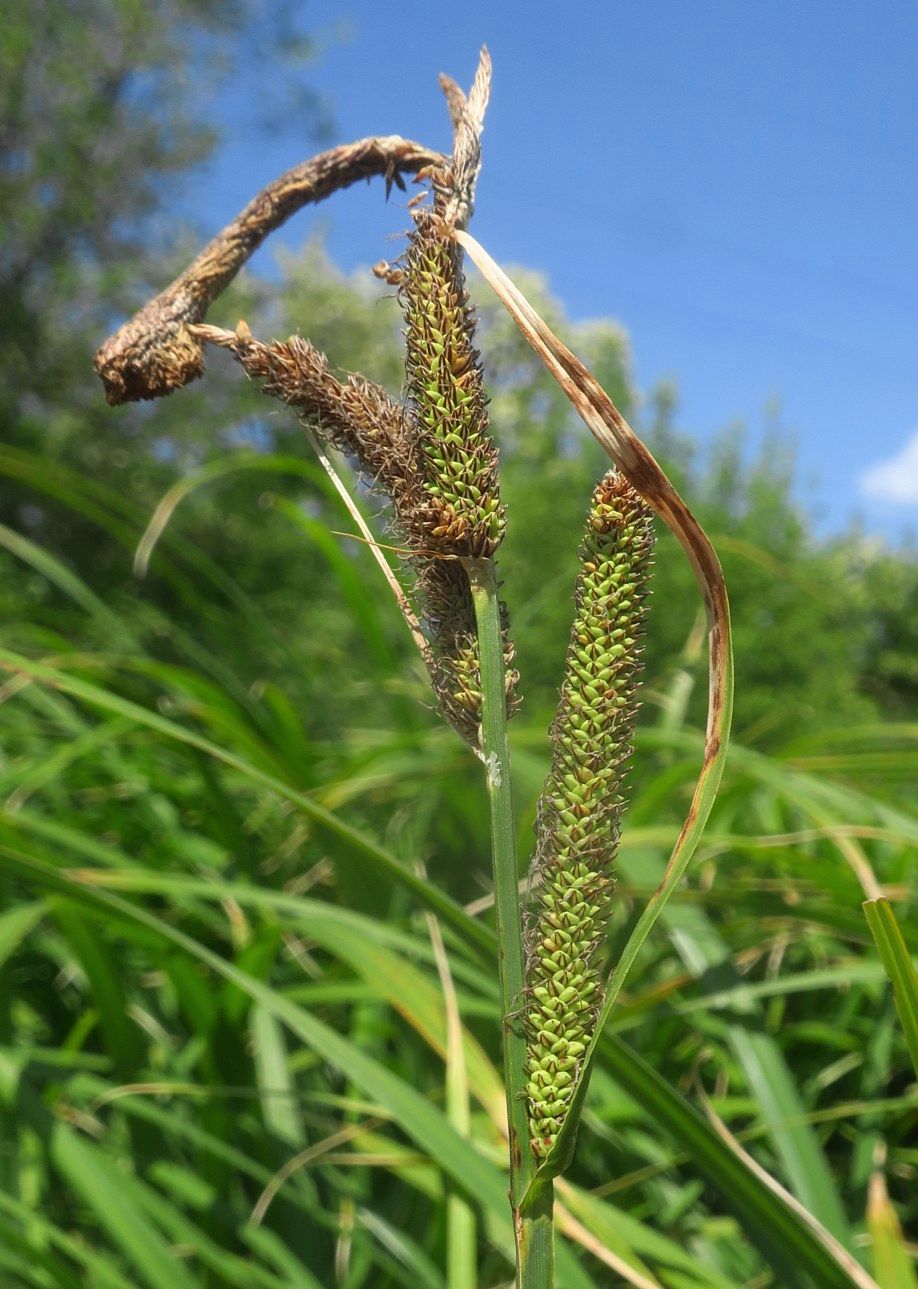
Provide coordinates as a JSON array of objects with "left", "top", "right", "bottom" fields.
[
  {"left": 598, "top": 1035, "right": 874, "bottom": 1289},
  {"left": 0, "top": 1053, "right": 199, "bottom": 1289},
  {"left": 867, "top": 1166, "right": 918, "bottom": 1288},
  {"left": 863, "top": 898, "right": 918, "bottom": 1077},
  {"left": 426, "top": 907, "right": 478, "bottom": 1289},
  {"left": 695, "top": 1084, "right": 880, "bottom": 1289},
  {"left": 0, "top": 849, "right": 598, "bottom": 1288}
]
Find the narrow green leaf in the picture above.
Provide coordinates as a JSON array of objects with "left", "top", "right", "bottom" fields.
[
  {"left": 240, "top": 1225, "right": 327, "bottom": 1288},
  {"left": 0, "top": 1054, "right": 198, "bottom": 1289},
  {"left": 617, "top": 844, "right": 853, "bottom": 1246},
  {"left": 596, "top": 1035, "right": 876, "bottom": 1289},
  {"left": 4, "top": 851, "right": 597, "bottom": 1289},
  {"left": 863, "top": 899, "right": 918, "bottom": 1077},
  {"left": 0, "top": 521, "right": 138, "bottom": 651},
  {"left": 730, "top": 1028, "right": 850, "bottom": 1246},
  {"left": 132, "top": 1172, "right": 297, "bottom": 1289},
  {"left": 51, "top": 899, "right": 145, "bottom": 1080},
  {"left": 0, "top": 901, "right": 44, "bottom": 969},
  {"left": 250, "top": 1004, "right": 306, "bottom": 1150},
  {"left": 357, "top": 1205, "right": 446, "bottom": 1289}
]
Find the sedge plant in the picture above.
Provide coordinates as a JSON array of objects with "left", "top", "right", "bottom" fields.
[{"left": 94, "top": 51, "right": 734, "bottom": 1289}]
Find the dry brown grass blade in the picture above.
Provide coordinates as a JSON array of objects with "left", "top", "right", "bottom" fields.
[
  {"left": 455, "top": 227, "right": 730, "bottom": 859},
  {"left": 95, "top": 136, "right": 443, "bottom": 406},
  {"left": 695, "top": 1083, "right": 882, "bottom": 1289},
  {"left": 455, "top": 229, "right": 735, "bottom": 1188}
]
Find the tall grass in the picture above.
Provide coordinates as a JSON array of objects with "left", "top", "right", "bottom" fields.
[{"left": 0, "top": 439, "right": 915, "bottom": 1287}]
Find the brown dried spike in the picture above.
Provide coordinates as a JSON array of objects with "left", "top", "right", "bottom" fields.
[
  {"left": 190, "top": 324, "right": 423, "bottom": 516},
  {"left": 95, "top": 136, "right": 443, "bottom": 405},
  {"left": 191, "top": 322, "right": 516, "bottom": 744}
]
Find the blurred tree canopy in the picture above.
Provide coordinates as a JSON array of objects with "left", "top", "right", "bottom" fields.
[{"left": 2, "top": 0, "right": 916, "bottom": 752}]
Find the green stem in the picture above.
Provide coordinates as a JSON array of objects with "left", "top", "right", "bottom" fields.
[{"left": 466, "top": 558, "right": 554, "bottom": 1288}]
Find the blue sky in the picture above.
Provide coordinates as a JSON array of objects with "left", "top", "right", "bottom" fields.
[{"left": 195, "top": 2, "right": 918, "bottom": 543}]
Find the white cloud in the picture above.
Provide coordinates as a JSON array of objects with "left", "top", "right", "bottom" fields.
[{"left": 860, "top": 431, "right": 918, "bottom": 505}]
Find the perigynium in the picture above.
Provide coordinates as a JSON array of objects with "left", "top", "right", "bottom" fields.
[{"left": 525, "top": 471, "right": 654, "bottom": 1158}]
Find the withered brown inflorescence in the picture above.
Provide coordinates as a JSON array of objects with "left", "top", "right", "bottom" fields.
[
  {"left": 190, "top": 321, "right": 518, "bottom": 744},
  {"left": 171, "top": 54, "right": 517, "bottom": 747}
]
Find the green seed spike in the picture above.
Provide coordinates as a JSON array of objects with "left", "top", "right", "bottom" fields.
[
  {"left": 400, "top": 209, "right": 505, "bottom": 560},
  {"left": 525, "top": 471, "right": 654, "bottom": 1159}
]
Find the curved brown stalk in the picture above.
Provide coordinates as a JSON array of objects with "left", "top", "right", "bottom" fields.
[
  {"left": 454, "top": 228, "right": 730, "bottom": 811},
  {"left": 95, "top": 136, "right": 444, "bottom": 406},
  {"left": 455, "top": 229, "right": 734, "bottom": 1195}
]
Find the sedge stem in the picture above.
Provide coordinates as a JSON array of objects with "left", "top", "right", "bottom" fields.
[{"left": 466, "top": 557, "right": 554, "bottom": 1287}]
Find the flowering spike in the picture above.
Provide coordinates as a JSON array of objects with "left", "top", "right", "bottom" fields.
[
  {"left": 190, "top": 322, "right": 517, "bottom": 745},
  {"left": 400, "top": 210, "right": 505, "bottom": 560},
  {"left": 525, "top": 471, "right": 654, "bottom": 1158}
]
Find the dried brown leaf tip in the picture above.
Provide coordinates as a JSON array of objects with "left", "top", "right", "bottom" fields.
[
  {"left": 525, "top": 472, "right": 654, "bottom": 1157},
  {"left": 95, "top": 136, "right": 443, "bottom": 405}
]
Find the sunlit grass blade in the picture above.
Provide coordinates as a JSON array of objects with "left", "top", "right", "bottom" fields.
[
  {"left": 0, "top": 1189, "right": 138, "bottom": 1289},
  {"left": 38, "top": 845, "right": 900, "bottom": 1288},
  {"left": 557, "top": 1182, "right": 733, "bottom": 1288},
  {"left": 617, "top": 840, "right": 852, "bottom": 1245},
  {"left": 863, "top": 898, "right": 918, "bottom": 1077},
  {"left": 0, "top": 1212, "right": 86, "bottom": 1289},
  {"left": 132, "top": 453, "right": 325, "bottom": 576},
  {"left": 0, "top": 902, "right": 45, "bottom": 969},
  {"left": 356, "top": 1206, "right": 446, "bottom": 1289},
  {"left": 0, "top": 521, "right": 139, "bottom": 651},
  {"left": 729, "top": 1028, "right": 852, "bottom": 1246},
  {"left": 695, "top": 1082, "right": 880, "bottom": 1289},
  {"left": 427, "top": 909, "right": 478, "bottom": 1289},
  {"left": 0, "top": 445, "right": 281, "bottom": 645},
  {"left": 598, "top": 1035, "right": 875, "bottom": 1289},
  {"left": 250, "top": 1004, "right": 307, "bottom": 1151},
  {"left": 240, "top": 1225, "right": 326, "bottom": 1289},
  {"left": 867, "top": 1166, "right": 918, "bottom": 1289},
  {"left": 51, "top": 900, "right": 145, "bottom": 1082}
]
